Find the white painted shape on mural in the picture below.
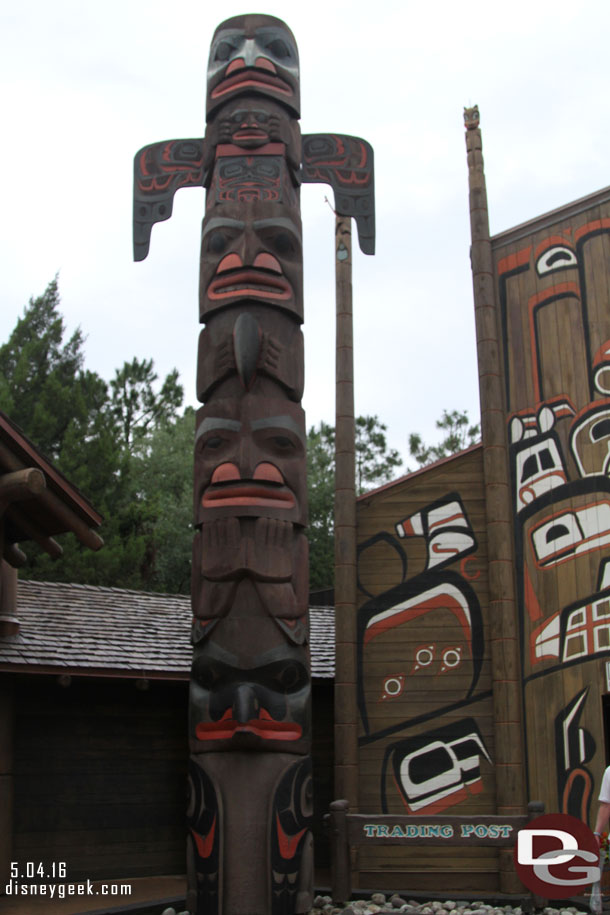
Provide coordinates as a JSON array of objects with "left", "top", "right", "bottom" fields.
[
  {"left": 428, "top": 531, "right": 475, "bottom": 568},
  {"left": 534, "top": 612, "right": 560, "bottom": 660},
  {"left": 399, "top": 731, "right": 490, "bottom": 811},
  {"left": 532, "top": 502, "right": 610, "bottom": 566},
  {"left": 365, "top": 583, "right": 472, "bottom": 639},
  {"left": 562, "top": 689, "right": 587, "bottom": 770},
  {"left": 515, "top": 437, "right": 565, "bottom": 511}
]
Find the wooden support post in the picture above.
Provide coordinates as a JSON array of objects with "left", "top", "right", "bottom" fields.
[
  {"left": 0, "top": 683, "right": 13, "bottom": 888},
  {"left": 525, "top": 801, "right": 545, "bottom": 912},
  {"left": 328, "top": 799, "right": 351, "bottom": 904},
  {"left": 465, "top": 110, "right": 527, "bottom": 893},
  {"left": 334, "top": 215, "right": 359, "bottom": 815}
]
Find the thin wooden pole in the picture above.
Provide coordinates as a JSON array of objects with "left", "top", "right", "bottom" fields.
[
  {"left": 334, "top": 215, "right": 359, "bottom": 815},
  {"left": 465, "top": 109, "right": 526, "bottom": 893}
]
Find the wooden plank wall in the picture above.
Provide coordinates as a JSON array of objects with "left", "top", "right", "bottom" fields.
[
  {"left": 12, "top": 675, "right": 189, "bottom": 879},
  {"left": 8, "top": 673, "right": 334, "bottom": 880},
  {"left": 355, "top": 447, "right": 496, "bottom": 891},
  {"left": 491, "top": 190, "right": 610, "bottom": 826}
]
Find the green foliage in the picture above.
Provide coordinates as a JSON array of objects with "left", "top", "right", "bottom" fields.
[
  {"left": 111, "top": 357, "right": 183, "bottom": 449},
  {"left": 3, "top": 279, "right": 190, "bottom": 594},
  {"left": 0, "top": 276, "right": 90, "bottom": 459},
  {"left": 307, "top": 415, "right": 403, "bottom": 590},
  {"left": 130, "top": 408, "right": 195, "bottom": 593},
  {"left": 408, "top": 409, "right": 481, "bottom": 469},
  {"left": 355, "top": 415, "right": 403, "bottom": 494},
  {"left": 307, "top": 421, "right": 335, "bottom": 591}
]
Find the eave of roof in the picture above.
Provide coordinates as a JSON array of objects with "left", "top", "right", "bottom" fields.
[
  {"left": 0, "top": 412, "right": 102, "bottom": 528},
  {"left": 490, "top": 183, "right": 610, "bottom": 248},
  {"left": 357, "top": 441, "right": 483, "bottom": 503}
]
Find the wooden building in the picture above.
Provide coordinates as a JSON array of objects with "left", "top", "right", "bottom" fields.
[
  {"left": 0, "top": 581, "right": 335, "bottom": 884},
  {"left": 349, "top": 112, "right": 610, "bottom": 893},
  {"left": 0, "top": 411, "right": 103, "bottom": 890}
]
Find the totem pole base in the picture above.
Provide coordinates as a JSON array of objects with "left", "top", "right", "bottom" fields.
[{"left": 188, "top": 753, "right": 313, "bottom": 915}]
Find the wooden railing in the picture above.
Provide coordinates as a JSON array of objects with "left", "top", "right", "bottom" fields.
[{"left": 324, "top": 799, "right": 545, "bottom": 905}]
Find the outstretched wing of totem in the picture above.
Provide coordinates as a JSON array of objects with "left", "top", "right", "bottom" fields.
[
  {"left": 133, "top": 138, "right": 205, "bottom": 261},
  {"left": 301, "top": 133, "right": 375, "bottom": 254},
  {"left": 133, "top": 13, "right": 374, "bottom": 915},
  {"left": 133, "top": 136, "right": 376, "bottom": 260}
]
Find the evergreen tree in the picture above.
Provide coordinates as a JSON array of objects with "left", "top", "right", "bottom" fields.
[
  {"left": 408, "top": 409, "right": 480, "bottom": 469},
  {"left": 1, "top": 280, "right": 189, "bottom": 592},
  {"left": 111, "top": 357, "right": 183, "bottom": 450},
  {"left": 307, "top": 421, "right": 336, "bottom": 591},
  {"left": 0, "top": 277, "right": 92, "bottom": 459},
  {"left": 129, "top": 407, "right": 195, "bottom": 593},
  {"left": 307, "top": 415, "right": 402, "bottom": 590}
]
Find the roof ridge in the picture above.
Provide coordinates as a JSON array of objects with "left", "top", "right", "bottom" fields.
[{"left": 17, "top": 579, "right": 190, "bottom": 600}]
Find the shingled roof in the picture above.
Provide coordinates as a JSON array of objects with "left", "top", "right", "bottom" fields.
[{"left": 0, "top": 579, "right": 335, "bottom": 679}]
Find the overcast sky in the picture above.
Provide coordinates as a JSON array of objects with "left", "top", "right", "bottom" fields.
[{"left": 2, "top": 0, "right": 609, "bottom": 464}]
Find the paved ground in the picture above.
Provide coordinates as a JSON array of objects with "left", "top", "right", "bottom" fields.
[{"left": 0, "top": 875, "right": 186, "bottom": 915}]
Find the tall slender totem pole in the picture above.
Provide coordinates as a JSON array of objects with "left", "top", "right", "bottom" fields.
[{"left": 133, "top": 15, "right": 374, "bottom": 915}]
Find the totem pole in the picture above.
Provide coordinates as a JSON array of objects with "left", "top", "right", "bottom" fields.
[{"left": 133, "top": 15, "right": 374, "bottom": 915}]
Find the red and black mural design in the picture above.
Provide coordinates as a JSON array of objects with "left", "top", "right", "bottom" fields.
[
  {"left": 494, "top": 202, "right": 610, "bottom": 821},
  {"left": 133, "top": 13, "right": 374, "bottom": 915},
  {"left": 356, "top": 487, "right": 492, "bottom": 817}
]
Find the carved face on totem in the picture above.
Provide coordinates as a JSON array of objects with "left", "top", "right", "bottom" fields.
[
  {"left": 206, "top": 97, "right": 300, "bottom": 159},
  {"left": 194, "top": 396, "right": 307, "bottom": 526},
  {"left": 199, "top": 205, "right": 303, "bottom": 321},
  {"left": 189, "top": 620, "right": 311, "bottom": 754},
  {"left": 207, "top": 15, "right": 300, "bottom": 119}
]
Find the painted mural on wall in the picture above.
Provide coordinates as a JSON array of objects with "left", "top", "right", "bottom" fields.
[
  {"left": 492, "top": 195, "right": 610, "bottom": 822},
  {"left": 356, "top": 459, "right": 493, "bottom": 819}
]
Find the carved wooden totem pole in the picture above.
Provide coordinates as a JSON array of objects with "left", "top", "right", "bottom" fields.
[{"left": 133, "top": 14, "right": 374, "bottom": 915}]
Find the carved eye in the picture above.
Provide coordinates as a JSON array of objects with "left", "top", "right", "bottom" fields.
[
  {"left": 207, "top": 232, "right": 228, "bottom": 255},
  {"left": 271, "top": 435, "right": 295, "bottom": 452},
  {"left": 215, "top": 40, "right": 236, "bottom": 62},
  {"left": 273, "top": 232, "right": 296, "bottom": 256},
  {"left": 273, "top": 662, "right": 305, "bottom": 691},
  {"left": 266, "top": 38, "right": 290, "bottom": 59},
  {"left": 195, "top": 662, "right": 223, "bottom": 690},
  {"left": 278, "top": 664, "right": 299, "bottom": 689},
  {"left": 203, "top": 436, "right": 224, "bottom": 450},
  {"left": 536, "top": 246, "right": 577, "bottom": 275}
]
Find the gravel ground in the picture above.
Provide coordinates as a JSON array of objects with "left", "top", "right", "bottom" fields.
[{"left": 161, "top": 896, "right": 590, "bottom": 915}]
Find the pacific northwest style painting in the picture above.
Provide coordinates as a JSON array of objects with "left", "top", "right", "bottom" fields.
[{"left": 493, "top": 193, "right": 610, "bottom": 823}]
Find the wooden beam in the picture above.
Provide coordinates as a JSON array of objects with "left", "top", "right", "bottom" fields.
[
  {"left": 465, "top": 109, "right": 526, "bottom": 893},
  {"left": 334, "top": 214, "right": 359, "bottom": 816},
  {"left": 0, "top": 441, "right": 103, "bottom": 550},
  {"left": 4, "top": 503, "right": 63, "bottom": 559},
  {"left": 0, "top": 685, "right": 13, "bottom": 886},
  {"left": 0, "top": 467, "right": 45, "bottom": 503},
  {"left": 3, "top": 543, "right": 27, "bottom": 568}
]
